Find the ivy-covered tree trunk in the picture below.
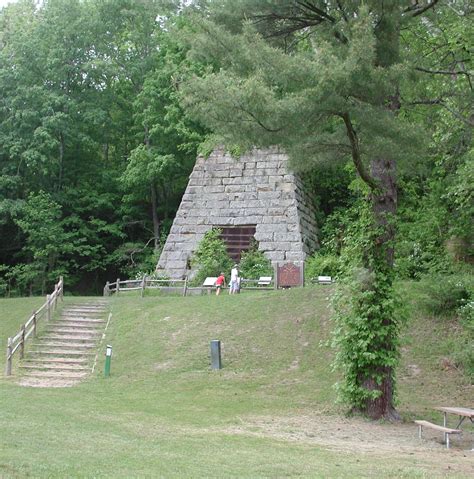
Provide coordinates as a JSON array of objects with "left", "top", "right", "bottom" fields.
[{"left": 362, "top": 157, "right": 399, "bottom": 419}]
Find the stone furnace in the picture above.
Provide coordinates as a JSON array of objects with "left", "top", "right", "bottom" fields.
[{"left": 156, "top": 147, "right": 318, "bottom": 279}]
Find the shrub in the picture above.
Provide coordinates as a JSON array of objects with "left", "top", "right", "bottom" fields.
[
  {"left": 239, "top": 241, "right": 273, "bottom": 279},
  {"left": 304, "top": 253, "right": 340, "bottom": 282},
  {"left": 419, "top": 274, "right": 471, "bottom": 316},
  {"left": 190, "top": 228, "right": 233, "bottom": 286}
]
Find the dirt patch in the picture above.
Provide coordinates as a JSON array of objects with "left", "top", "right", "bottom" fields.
[{"left": 203, "top": 413, "right": 474, "bottom": 477}]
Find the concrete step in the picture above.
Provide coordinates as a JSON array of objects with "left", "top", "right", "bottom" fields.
[
  {"left": 21, "top": 370, "right": 88, "bottom": 379},
  {"left": 28, "top": 350, "right": 94, "bottom": 357},
  {"left": 61, "top": 308, "right": 107, "bottom": 316},
  {"left": 51, "top": 321, "right": 104, "bottom": 329},
  {"left": 45, "top": 328, "right": 102, "bottom": 335},
  {"left": 56, "top": 317, "right": 106, "bottom": 324},
  {"left": 58, "top": 316, "right": 106, "bottom": 324},
  {"left": 18, "top": 378, "right": 81, "bottom": 388},
  {"left": 20, "top": 363, "right": 90, "bottom": 372},
  {"left": 40, "top": 334, "right": 100, "bottom": 342},
  {"left": 34, "top": 341, "right": 97, "bottom": 349},
  {"left": 22, "top": 357, "right": 89, "bottom": 364}
]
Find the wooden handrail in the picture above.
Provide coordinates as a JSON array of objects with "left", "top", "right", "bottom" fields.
[{"left": 5, "top": 276, "right": 64, "bottom": 376}]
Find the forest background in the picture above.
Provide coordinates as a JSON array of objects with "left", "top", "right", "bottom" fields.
[{"left": 0, "top": 0, "right": 471, "bottom": 295}]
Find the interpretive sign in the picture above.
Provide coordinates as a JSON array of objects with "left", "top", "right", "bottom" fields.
[{"left": 277, "top": 262, "right": 303, "bottom": 288}]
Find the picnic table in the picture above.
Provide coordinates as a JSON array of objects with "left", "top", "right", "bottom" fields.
[
  {"left": 435, "top": 407, "right": 474, "bottom": 430},
  {"left": 415, "top": 406, "right": 474, "bottom": 449}
]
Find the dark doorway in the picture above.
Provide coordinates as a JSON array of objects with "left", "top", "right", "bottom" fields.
[{"left": 218, "top": 225, "right": 256, "bottom": 262}]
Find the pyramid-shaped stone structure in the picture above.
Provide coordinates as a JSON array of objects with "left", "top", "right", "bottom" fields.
[{"left": 157, "top": 147, "right": 318, "bottom": 278}]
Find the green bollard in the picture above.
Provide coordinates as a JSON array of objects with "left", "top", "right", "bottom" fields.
[{"left": 105, "top": 344, "right": 112, "bottom": 377}]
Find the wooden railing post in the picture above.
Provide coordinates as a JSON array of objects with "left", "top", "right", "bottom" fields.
[
  {"left": 140, "top": 275, "right": 147, "bottom": 298},
  {"left": 32, "top": 311, "right": 37, "bottom": 337},
  {"left": 183, "top": 277, "right": 188, "bottom": 297},
  {"left": 60, "top": 275, "right": 64, "bottom": 301},
  {"left": 116, "top": 278, "right": 120, "bottom": 295},
  {"left": 53, "top": 284, "right": 58, "bottom": 310},
  {"left": 5, "top": 337, "right": 12, "bottom": 376},
  {"left": 47, "top": 294, "right": 51, "bottom": 321},
  {"left": 103, "top": 281, "right": 110, "bottom": 297},
  {"left": 20, "top": 324, "right": 26, "bottom": 359}
]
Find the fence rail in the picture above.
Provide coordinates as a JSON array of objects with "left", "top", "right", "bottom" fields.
[
  {"left": 239, "top": 278, "right": 275, "bottom": 291},
  {"left": 104, "top": 277, "right": 188, "bottom": 297},
  {"left": 103, "top": 276, "right": 279, "bottom": 297},
  {"left": 5, "top": 276, "right": 64, "bottom": 376}
]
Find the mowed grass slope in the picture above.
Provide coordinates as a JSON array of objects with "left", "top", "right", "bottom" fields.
[{"left": 0, "top": 286, "right": 473, "bottom": 478}]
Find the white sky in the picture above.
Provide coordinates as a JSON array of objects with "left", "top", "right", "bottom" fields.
[{"left": 0, "top": 0, "right": 18, "bottom": 8}]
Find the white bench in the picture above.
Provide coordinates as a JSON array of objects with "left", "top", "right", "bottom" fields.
[
  {"left": 257, "top": 276, "right": 272, "bottom": 286},
  {"left": 414, "top": 420, "right": 461, "bottom": 449},
  {"left": 317, "top": 276, "right": 332, "bottom": 284}
]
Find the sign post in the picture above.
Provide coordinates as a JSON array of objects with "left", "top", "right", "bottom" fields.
[
  {"left": 210, "top": 340, "right": 222, "bottom": 370},
  {"left": 105, "top": 345, "right": 112, "bottom": 377}
]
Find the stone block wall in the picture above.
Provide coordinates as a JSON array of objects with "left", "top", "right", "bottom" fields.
[{"left": 156, "top": 147, "right": 318, "bottom": 278}]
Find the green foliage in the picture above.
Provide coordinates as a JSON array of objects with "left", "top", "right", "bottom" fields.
[
  {"left": 238, "top": 240, "right": 272, "bottom": 279},
  {"left": 419, "top": 274, "right": 471, "bottom": 317},
  {"left": 190, "top": 228, "right": 232, "bottom": 286},
  {"left": 304, "top": 253, "right": 340, "bottom": 281},
  {"left": 12, "top": 191, "right": 66, "bottom": 293},
  {"left": 419, "top": 273, "right": 474, "bottom": 380}
]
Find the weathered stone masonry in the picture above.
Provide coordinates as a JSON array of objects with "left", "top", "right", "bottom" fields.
[{"left": 156, "top": 147, "right": 319, "bottom": 279}]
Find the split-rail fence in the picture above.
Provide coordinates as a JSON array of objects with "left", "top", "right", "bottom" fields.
[{"left": 5, "top": 276, "right": 64, "bottom": 376}]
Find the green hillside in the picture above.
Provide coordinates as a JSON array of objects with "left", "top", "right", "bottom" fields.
[{"left": 0, "top": 286, "right": 472, "bottom": 478}]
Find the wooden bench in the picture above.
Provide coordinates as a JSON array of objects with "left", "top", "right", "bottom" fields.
[
  {"left": 414, "top": 420, "right": 461, "bottom": 449},
  {"left": 257, "top": 276, "right": 272, "bottom": 286}
]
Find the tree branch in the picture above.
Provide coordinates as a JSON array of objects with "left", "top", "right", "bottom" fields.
[
  {"left": 340, "top": 112, "right": 379, "bottom": 191},
  {"left": 404, "top": 0, "right": 441, "bottom": 17},
  {"left": 415, "top": 66, "right": 472, "bottom": 77}
]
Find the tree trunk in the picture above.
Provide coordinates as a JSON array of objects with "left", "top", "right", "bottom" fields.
[
  {"left": 150, "top": 182, "right": 160, "bottom": 251},
  {"left": 353, "top": 2, "right": 401, "bottom": 421},
  {"left": 58, "top": 132, "right": 64, "bottom": 191},
  {"left": 143, "top": 125, "right": 160, "bottom": 251},
  {"left": 362, "top": 157, "right": 399, "bottom": 420}
]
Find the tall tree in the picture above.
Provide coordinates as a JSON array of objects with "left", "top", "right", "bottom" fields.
[{"left": 180, "top": 0, "right": 468, "bottom": 419}]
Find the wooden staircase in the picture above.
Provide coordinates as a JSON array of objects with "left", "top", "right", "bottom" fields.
[{"left": 17, "top": 301, "right": 109, "bottom": 388}]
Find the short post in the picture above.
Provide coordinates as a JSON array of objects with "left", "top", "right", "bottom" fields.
[
  {"left": 32, "top": 311, "right": 37, "bottom": 337},
  {"left": 210, "top": 340, "right": 222, "bottom": 370},
  {"left": 20, "top": 324, "right": 26, "bottom": 359},
  {"left": 443, "top": 412, "right": 447, "bottom": 443},
  {"left": 140, "top": 275, "right": 146, "bottom": 298},
  {"left": 104, "top": 344, "right": 112, "bottom": 377},
  {"left": 103, "top": 281, "right": 110, "bottom": 297},
  {"left": 59, "top": 275, "right": 64, "bottom": 301},
  {"left": 116, "top": 278, "right": 120, "bottom": 295},
  {"left": 5, "top": 337, "right": 12, "bottom": 376},
  {"left": 273, "top": 264, "right": 278, "bottom": 290},
  {"left": 183, "top": 276, "right": 188, "bottom": 297},
  {"left": 46, "top": 294, "right": 51, "bottom": 321}
]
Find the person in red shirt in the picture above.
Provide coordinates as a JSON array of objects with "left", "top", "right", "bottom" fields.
[{"left": 215, "top": 273, "right": 226, "bottom": 296}]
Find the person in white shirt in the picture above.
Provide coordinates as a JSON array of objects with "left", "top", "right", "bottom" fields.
[{"left": 229, "top": 264, "right": 239, "bottom": 294}]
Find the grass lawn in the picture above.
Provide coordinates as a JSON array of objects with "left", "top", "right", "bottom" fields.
[{"left": 0, "top": 286, "right": 472, "bottom": 478}]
